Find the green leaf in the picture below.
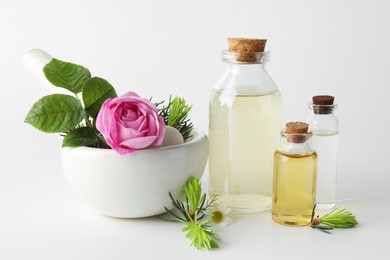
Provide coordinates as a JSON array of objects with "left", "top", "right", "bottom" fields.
[
  {"left": 43, "top": 58, "right": 91, "bottom": 94},
  {"left": 25, "top": 94, "right": 84, "bottom": 133},
  {"left": 82, "top": 77, "right": 117, "bottom": 118},
  {"left": 62, "top": 127, "right": 98, "bottom": 148}
]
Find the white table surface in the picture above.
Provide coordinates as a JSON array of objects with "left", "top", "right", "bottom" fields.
[
  {"left": 2, "top": 1, "right": 390, "bottom": 258},
  {"left": 1, "top": 157, "right": 388, "bottom": 260}
]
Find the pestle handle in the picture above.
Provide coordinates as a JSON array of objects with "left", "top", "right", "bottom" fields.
[{"left": 23, "top": 48, "right": 73, "bottom": 95}]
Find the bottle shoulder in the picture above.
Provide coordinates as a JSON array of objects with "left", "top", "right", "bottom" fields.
[
  {"left": 276, "top": 142, "right": 316, "bottom": 156},
  {"left": 307, "top": 113, "right": 338, "bottom": 133},
  {"left": 213, "top": 66, "right": 279, "bottom": 95}
]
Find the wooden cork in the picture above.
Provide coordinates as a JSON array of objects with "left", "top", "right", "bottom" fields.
[
  {"left": 312, "top": 95, "right": 335, "bottom": 114},
  {"left": 285, "top": 122, "right": 309, "bottom": 143},
  {"left": 312, "top": 95, "right": 334, "bottom": 105},
  {"left": 227, "top": 38, "right": 267, "bottom": 62}
]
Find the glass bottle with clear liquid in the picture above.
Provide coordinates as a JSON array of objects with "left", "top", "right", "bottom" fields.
[
  {"left": 272, "top": 122, "right": 317, "bottom": 226},
  {"left": 307, "top": 95, "right": 338, "bottom": 210},
  {"left": 209, "top": 38, "right": 282, "bottom": 212}
]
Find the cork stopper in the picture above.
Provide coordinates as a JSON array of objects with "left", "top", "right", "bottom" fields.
[
  {"left": 285, "top": 122, "right": 309, "bottom": 143},
  {"left": 227, "top": 38, "right": 267, "bottom": 62},
  {"left": 312, "top": 95, "right": 335, "bottom": 114},
  {"left": 312, "top": 95, "right": 334, "bottom": 105}
]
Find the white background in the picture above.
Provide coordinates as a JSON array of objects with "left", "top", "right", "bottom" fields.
[{"left": 1, "top": 0, "right": 389, "bottom": 259}]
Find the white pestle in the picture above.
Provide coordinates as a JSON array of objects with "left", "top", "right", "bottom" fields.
[
  {"left": 160, "top": 126, "right": 184, "bottom": 147},
  {"left": 23, "top": 48, "right": 73, "bottom": 96}
]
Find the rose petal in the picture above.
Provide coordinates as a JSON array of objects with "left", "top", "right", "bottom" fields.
[
  {"left": 152, "top": 116, "right": 166, "bottom": 146},
  {"left": 96, "top": 98, "right": 117, "bottom": 146},
  {"left": 145, "top": 113, "right": 157, "bottom": 136},
  {"left": 121, "top": 106, "right": 138, "bottom": 121},
  {"left": 96, "top": 91, "right": 166, "bottom": 155},
  {"left": 121, "top": 115, "right": 145, "bottom": 129},
  {"left": 120, "top": 136, "right": 157, "bottom": 149},
  {"left": 118, "top": 124, "right": 143, "bottom": 141}
]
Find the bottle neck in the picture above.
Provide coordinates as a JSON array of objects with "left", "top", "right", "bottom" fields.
[
  {"left": 214, "top": 51, "right": 277, "bottom": 95},
  {"left": 227, "top": 62, "right": 267, "bottom": 71},
  {"left": 280, "top": 133, "right": 314, "bottom": 155},
  {"left": 281, "top": 140, "right": 314, "bottom": 155},
  {"left": 310, "top": 103, "right": 338, "bottom": 115}
]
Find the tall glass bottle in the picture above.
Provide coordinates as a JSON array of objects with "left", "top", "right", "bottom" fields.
[
  {"left": 272, "top": 122, "right": 317, "bottom": 226},
  {"left": 209, "top": 38, "right": 282, "bottom": 212},
  {"left": 307, "top": 95, "right": 338, "bottom": 210}
]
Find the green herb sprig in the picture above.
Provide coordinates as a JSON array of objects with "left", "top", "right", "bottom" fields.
[
  {"left": 164, "top": 177, "right": 219, "bottom": 250},
  {"left": 24, "top": 58, "right": 116, "bottom": 149},
  {"left": 311, "top": 204, "right": 358, "bottom": 234},
  {"left": 157, "top": 96, "right": 193, "bottom": 140}
]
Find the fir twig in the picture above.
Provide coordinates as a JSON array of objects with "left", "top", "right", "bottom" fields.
[
  {"left": 156, "top": 96, "right": 194, "bottom": 140},
  {"left": 164, "top": 176, "right": 219, "bottom": 250},
  {"left": 181, "top": 218, "right": 220, "bottom": 250},
  {"left": 320, "top": 207, "right": 359, "bottom": 228},
  {"left": 311, "top": 204, "right": 358, "bottom": 233}
]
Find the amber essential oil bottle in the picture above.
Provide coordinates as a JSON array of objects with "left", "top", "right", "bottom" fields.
[{"left": 272, "top": 122, "right": 317, "bottom": 226}]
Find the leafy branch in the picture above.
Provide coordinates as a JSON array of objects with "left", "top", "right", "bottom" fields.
[{"left": 25, "top": 58, "right": 117, "bottom": 149}]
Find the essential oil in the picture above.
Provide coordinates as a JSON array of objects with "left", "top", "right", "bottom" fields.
[
  {"left": 272, "top": 122, "right": 317, "bottom": 226},
  {"left": 209, "top": 91, "right": 281, "bottom": 210},
  {"left": 307, "top": 95, "right": 338, "bottom": 210},
  {"left": 209, "top": 38, "right": 282, "bottom": 212}
]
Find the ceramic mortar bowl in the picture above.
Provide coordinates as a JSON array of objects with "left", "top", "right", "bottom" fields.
[{"left": 60, "top": 128, "right": 208, "bottom": 218}]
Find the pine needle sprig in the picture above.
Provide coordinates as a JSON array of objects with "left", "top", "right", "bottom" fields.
[
  {"left": 184, "top": 176, "right": 204, "bottom": 212},
  {"left": 311, "top": 204, "right": 358, "bottom": 233},
  {"left": 156, "top": 96, "right": 193, "bottom": 140},
  {"left": 320, "top": 207, "right": 359, "bottom": 228},
  {"left": 181, "top": 218, "right": 220, "bottom": 250},
  {"left": 164, "top": 176, "right": 219, "bottom": 250}
]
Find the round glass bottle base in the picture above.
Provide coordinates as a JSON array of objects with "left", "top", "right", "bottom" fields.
[{"left": 272, "top": 213, "right": 311, "bottom": 226}]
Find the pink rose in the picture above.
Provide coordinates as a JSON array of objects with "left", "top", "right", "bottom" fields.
[{"left": 96, "top": 92, "right": 166, "bottom": 155}]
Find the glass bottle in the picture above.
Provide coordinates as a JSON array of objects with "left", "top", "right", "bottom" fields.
[
  {"left": 272, "top": 122, "right": 317, "bottom": 226},
  {"left": 307, "top": 95, "right": 338, "bottom": 210},
  {"left": 209, "top": 38, "right": 282, "bottom": 212}
]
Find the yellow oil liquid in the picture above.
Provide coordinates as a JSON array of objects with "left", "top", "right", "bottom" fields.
[
  {"left": 272, "top": 151, "right": 317, "bottom": 226},
  {"left": 209, "top": 90, "right": 282, "bottom": 212}
]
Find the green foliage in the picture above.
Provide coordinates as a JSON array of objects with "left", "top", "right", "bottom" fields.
[
  {"left": 320, "top": 207, "right": 359, "bottom": 228},
  {"left": 27, "top": 56, "right": 195, "bottom": 150},
  {"left": 24, "top": 94, "right": 84, "bottom": 133},
  {"left": 165, "top": 177, "right": 219, "bottom": 250},
  {"left": 167, "top": 97, "right": 192, "bottom": 127},
  {"left": 311, "top": 204, "right": 358, "bottom": 234},
  {"left": 182, "top": 220, "right": 219, "bottom": 250},
  {"left": 43, "top": 58, "right": 91, "bottom": 94},
  {"left": 62, "top": 127, "right": 98, "bottom": 148},
  {"left": 184, "top": 177, "right": 205, "bottom": 213},
  {"left": 26, "top": 57, "right": 117, "bottom": 148},
  {"left": 157, "top": 96, "right": 193, "bottom": 140},
  {"left": 82, "top": 77, "right": 117, "bottom": 118}
]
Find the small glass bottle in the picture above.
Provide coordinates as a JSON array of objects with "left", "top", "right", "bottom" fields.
[
  {"left": 307, "top": 95, "right": 338, "bottom": 210},
  {"left": 209, "top": 38, "right": 282, "bottom": 212},
  {"left": 272, "top": 122, "right": 317, "bottom": 226}
]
